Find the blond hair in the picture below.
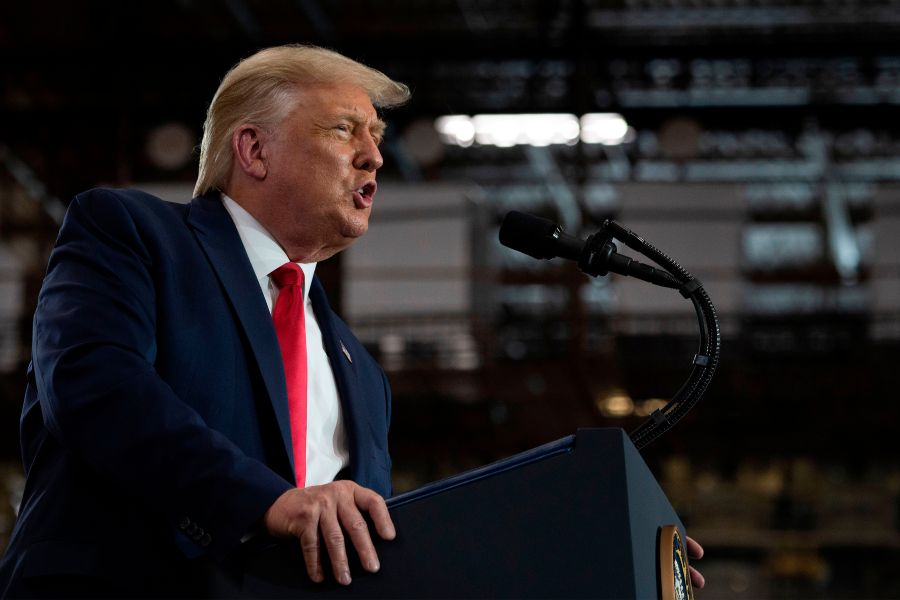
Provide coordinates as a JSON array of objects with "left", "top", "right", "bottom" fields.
[{"left": 194, "top": 45, "right": 410, "bottom": 197}]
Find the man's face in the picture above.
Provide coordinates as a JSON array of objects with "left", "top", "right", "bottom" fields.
[{"left": 256, "top": 81, "right": 386, "bottom": 262}]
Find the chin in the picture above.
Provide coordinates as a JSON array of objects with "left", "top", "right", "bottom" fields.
[{"left": 342, "top": 215, "right": 369, "bottom": 239}]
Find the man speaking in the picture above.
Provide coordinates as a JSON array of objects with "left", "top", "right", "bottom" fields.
[{"left": 0, "top": 44, "right": 409, "bottom": 597}]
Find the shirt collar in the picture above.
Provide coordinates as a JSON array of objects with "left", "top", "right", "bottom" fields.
[{"left": 221, "top": 194, "right": 317, "bottom": 302}]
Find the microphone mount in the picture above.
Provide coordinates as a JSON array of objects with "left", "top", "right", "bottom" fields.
[
  {"left": 498, "top": 211, "right": 721, "bottom": 451},
  {"left": 578, "top": 227, "right": 682, "bottom": 289}
]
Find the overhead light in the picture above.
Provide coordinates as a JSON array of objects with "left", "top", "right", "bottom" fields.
[
  {"left": 434, "top": 115, "right": 476, "bottom": 147},
  {"left": 435, "top": 113, "right": 583, "bottom": 147},
  {"left": 472, "top": 114, "right": 580, "bottom": 147},
  {"left": 435, "top": 113, "right": 633, "bottom": 147},
  {"left": 580, "top": 113, "right": 634, "bottom": 145}
]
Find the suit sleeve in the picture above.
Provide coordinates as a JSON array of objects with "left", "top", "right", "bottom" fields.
[{"left": 32, "top": 189, "right": 292, "bottom": 559}]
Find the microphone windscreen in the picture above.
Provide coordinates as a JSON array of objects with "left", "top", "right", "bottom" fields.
[{"left": 499, "top": 211, "right": 560, "bottom": 260}]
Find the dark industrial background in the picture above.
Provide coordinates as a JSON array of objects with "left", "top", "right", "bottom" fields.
[{"left": 2, "top": 1, "right": 900, "bottom": 597}]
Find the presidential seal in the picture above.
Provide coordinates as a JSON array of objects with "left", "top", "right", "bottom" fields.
[{"left": 659, "top": 525, "right": 694, "bottom": 600}]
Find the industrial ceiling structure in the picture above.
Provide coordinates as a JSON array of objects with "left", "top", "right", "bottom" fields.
[
  {"left": 3, "top": 0, "right": 900, "bottom": 194},
  {"left": 2, "top": 2, "right": 900, "bottom": 596}
]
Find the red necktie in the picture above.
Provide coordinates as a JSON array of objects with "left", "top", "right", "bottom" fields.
[{"left": 270, "top": 263, "right": 308, "bottom": 487}]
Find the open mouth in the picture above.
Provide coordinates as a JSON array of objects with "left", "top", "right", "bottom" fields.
[{"left": 352, "top": 181, "right": 377, "bottom": 208}]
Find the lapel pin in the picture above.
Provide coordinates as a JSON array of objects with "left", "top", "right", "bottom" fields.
[{"left": 340, "top": 340, "right": 352, "bottom": 363}]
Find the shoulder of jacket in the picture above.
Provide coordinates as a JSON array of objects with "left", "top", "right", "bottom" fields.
[{"left": 71, "top": 187, "right": 187, "bottom": 221}]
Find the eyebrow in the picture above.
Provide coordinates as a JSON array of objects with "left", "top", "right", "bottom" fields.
[
  {"left": 338, "top": 112, "right": 387, "bottom": 140},
  {"left": 370, "top": 119, "right": 387, "bottom": 140}
]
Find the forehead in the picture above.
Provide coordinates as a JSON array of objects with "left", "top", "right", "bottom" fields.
[{"left": 296, "top": 81, "right": 379, "bottom": 122}]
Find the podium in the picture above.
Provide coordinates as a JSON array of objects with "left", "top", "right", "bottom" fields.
[{"left": 223, "top": 428, "right": 689, "bottom": 598}]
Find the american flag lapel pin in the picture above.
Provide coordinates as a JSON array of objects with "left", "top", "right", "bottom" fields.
[{"left": 340, "top": 340, "right": 352, "bottom": 363}]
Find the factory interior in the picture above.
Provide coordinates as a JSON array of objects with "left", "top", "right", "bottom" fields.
[{"left": 1, "top": 1, "right": 899, "bottom": 597}]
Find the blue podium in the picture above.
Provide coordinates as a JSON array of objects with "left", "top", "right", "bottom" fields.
[{"left": 224, "top": 428, "right": 689, "bottom": 598}]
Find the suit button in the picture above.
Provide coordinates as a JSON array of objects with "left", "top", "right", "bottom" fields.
[
  {"left": 199, "top": 533, "right": 212, "bottom": 547},
  {"left": 178, "top": 517, "right": 190, "bottom": 530}
]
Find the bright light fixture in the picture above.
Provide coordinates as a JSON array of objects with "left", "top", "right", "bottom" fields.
[
  {"left": 434, "top": 115, "right": 476, "bottom": 147},
  {"left": 472, "top": 114, "right": 579, "bottom": 147},
  {"left": 580, "top": 113, "right": 634, "bottom": 145},
  {"left": 434, "top": 112, "right": 632, "bottom": 147}
]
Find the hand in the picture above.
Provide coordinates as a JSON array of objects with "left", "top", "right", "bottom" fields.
[
  {"left": 686, "top": 536, "right": 705, "bottom": 590},
  {"left": 262, "top": 480, "right": 396, "bottom": 586}
]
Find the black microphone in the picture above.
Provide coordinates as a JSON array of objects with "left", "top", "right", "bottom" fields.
[
  {"left": 498, "top": 210, "right": 583, "bottom": 261},
  {"left": 498, "top": 211, "right": 681, "bottom": 289}
]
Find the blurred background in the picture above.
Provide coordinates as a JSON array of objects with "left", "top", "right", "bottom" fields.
[{"left": 2, "top": 0, "right": 900, "bottom": 597}]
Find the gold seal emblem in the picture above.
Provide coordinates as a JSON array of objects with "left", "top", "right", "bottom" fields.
[{"left": 659, "top": 525, "right": 694, "bottom": 600}]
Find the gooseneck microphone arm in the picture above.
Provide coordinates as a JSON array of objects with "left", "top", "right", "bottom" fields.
[{"left": 498, "top": 211, "right": 721, "bottom": 451}]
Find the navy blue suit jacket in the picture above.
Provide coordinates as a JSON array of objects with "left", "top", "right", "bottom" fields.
[{"left": 0, "top": 188, "right": 392, "bottom": 594}]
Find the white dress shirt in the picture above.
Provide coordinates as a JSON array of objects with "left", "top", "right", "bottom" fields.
[{"left": 222, "top": 194, "right": 349, "bottom": 487}]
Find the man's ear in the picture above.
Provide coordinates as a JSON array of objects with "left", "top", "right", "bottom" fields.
[{"left": 232, "top": 124, "right": 268, "bottom": 180}]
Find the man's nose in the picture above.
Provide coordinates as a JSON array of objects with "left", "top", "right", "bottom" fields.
[{"left": 355, "top": 135, "right": 384, "bottom": 172}]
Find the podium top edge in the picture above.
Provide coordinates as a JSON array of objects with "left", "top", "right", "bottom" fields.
[
  {"left": 386, "top": 429, "right": 634, "bottom": 510},
  {"left": 387, "top": 434, "right": 577, "bottom": 510}
]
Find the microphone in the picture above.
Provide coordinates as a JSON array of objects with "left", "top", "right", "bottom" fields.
[
  {"left": 498, "top": 210, "right": 583, "bottom": 261},
  {"left": 498, "top": 211, "right": 681, "bottom": 289}
]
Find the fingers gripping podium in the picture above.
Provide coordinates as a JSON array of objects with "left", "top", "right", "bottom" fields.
[{"left": 228, "top": 428, "right": 689, "bottom": 599}]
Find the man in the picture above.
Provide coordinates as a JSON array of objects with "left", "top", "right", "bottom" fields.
[{"left": 0, "top": 44, "right": 409, "bottom": 596}]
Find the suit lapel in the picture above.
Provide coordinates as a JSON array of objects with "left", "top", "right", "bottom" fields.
[
  {"left": 308, "top": 278, "right": 369, "bottom": 483},
  {"left": 185, "top": 194, "right": 295, "bottom": 472}
]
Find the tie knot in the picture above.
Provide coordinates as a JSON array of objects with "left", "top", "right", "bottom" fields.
[{"left": 270, "top": 262, "right": 304, "bottom": 288}]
